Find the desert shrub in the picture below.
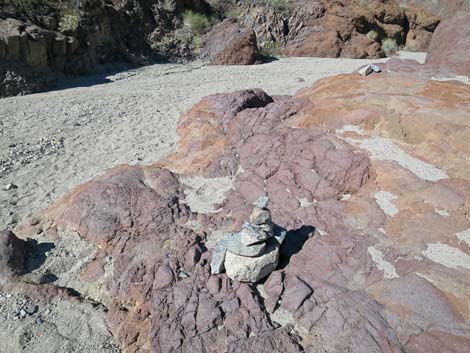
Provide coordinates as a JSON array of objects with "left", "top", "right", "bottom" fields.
[
  {"left": 153, "top": 32, "right": 177, "bottom": 56},
  {"left": 226, "top": 7, "right": 242, "bottom": 20},
  {"left": 381, "top": 38, "right": 399, "bottom": 55},
  {"left": 366, "top": 29, "right": 379, "bottom": 41},
  {"left": 253, "top": 0, "right": 293, "bottom": 16},
  {"left": 259, "top": 41, "right": 282, "bottom": 58},
  {"left": 11, "top": 0, "right": 81, "bottom": 29},
  {"left": 161, "top": 0, "right": 176, "bottom": 13},
  {"left": 11, "top": 0, "right": 55, "bottom": 19},
  {"left": 182, "top": 10, "right": 210, "bottom": 35},
  {"left": 59, "top": 8, "right": 81, "bottom": 32}
]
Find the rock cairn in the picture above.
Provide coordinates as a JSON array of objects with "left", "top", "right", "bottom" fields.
[{"left": 210, "top": 196, "right": 285, "bottom": 282}]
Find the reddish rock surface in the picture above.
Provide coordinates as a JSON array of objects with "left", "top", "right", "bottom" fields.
[
  {"left": 200, "top": 18, "right": 261, "bottom": 65},
  {"left": 161, "top": 66, "right": 470, "bottom": 352},
  {"left": 403, "top": 5, "right": 440, "bottom": 51},
  {"left": 279, "top": 0, "right": 438, "bottom": 58},
  {"left": 426, "top": 11, "right": 470, "bottom": 76},
  {"left": 25, "top": 164, "right": 302, "bottom": 353},
  {"left": 397, "top": 0, "right": 469, "bottom": 18},
  {"left": 10, "top": 40, "right": 470, "bottom": 353}
]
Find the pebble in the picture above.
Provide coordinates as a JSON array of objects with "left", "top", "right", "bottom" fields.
[
  {"left": 178, "top": 271, "right": 190, "bottom": 279},
  {"left": 29, "top": 218, "right": 40, "bottom": 226},
  {"left": 25, "top": 304, "right": 38, "bottom": 315},
  {"left": 358, "top": 65, "right": 373, "bottom": 76},
  {"left": 3, "top": 183, "right": 18, "bottom": 190},
  {"left": 371, "top": 64, "right": 381, "bottom": 73}
]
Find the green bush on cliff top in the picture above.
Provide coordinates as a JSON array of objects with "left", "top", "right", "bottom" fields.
[{"left": 182, "top": 10, "right": 210, "bottom": 35}]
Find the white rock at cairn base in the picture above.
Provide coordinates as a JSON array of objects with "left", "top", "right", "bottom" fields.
[{"left": 225, "top": 240, "right": 279, "bottom": 282}]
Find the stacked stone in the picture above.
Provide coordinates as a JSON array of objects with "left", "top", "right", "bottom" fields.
[{"left": 210, "top": 196, "right": 286, "bottom": 282}]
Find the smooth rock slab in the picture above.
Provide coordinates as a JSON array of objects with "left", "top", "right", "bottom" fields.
[{"left": 225, "top": 241, "right": 279, "bottom": 282}]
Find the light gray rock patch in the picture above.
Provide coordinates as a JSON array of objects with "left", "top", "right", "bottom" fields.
[
  {"left": 367, "top": 246, "right": 399, "bottom": 279},
  {"left": 456, "top": 229, "right": 470, "bottom": 246},
  {"left": 346, "top": 136, "right": 449, "bottom": 181},
  {"left": 422, "top": 243, "right": 470, "bottom": 270},
  {"left": 374, "top": 191, "right": 399, "bottom": 217}
]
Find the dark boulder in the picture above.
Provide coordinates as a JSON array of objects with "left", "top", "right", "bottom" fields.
[{"left": 201, "top": 18, "right": 261, "bottom": 65}]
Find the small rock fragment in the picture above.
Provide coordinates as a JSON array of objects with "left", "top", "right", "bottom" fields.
[
  {"left": 154, "top": 265, "right": 174, "bottom": 290},
  {"left": 250, "top": 207, "right": 272, "bottom": 225},
  {"left": 358, "top": 65, "right": 373, "bottom": 76},
  {"left": 24, "top": 304, "right": 38, "bottom": 315},
  {"left": 226, "top": 232, "right": 266, "bottom": 257},
  {"left": 210, "top": 238, "right": 228, "bottom": 274},
  {"left": 371, "top": 64, "right": 381, "bottom": 73},
  {"left": 254, "top": 195, "right": 269, "bottom": 209},
  {"left": 240, "top": 223, "right": 270, "bottom": 246},
  {"left": 274, "top": 230, "right": 287, "bottom": 245},
  {"left": 3, "top": 183, "right": 18, "bottom": 191}
]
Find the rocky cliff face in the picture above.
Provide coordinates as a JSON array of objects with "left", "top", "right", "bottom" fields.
[
  {"left": 235, "top": 0, "right": 440, "bottom": 58},
  {"left": 1, "top": 0, "right": 445, "bottom": 98},
  {"left": 0, "top": 0, "right": 214, "bottom": 97}
]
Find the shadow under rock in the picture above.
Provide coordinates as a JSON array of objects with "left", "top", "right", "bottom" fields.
[
  {"left": 24, "top": 239, "right": 55, "bottom": 273},
  {"left": 277, "top": 225, "right": 315, "bottom": 270},
  {"left": 50, "top": 61, "right": 147, "bottom": 92}
]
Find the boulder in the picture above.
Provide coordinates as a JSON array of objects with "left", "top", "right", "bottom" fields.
[
  {"left": 341, "top": 34, "right": 385, "bottom": 59},
  {"left": 396, "top": 0, "right": 469, "bottom": 19},
  {"left": 0, "top": 229, "right": 25, "bottom": 281},
  {"left": 404, "top": 5, "right": 440, "bottom": 51},
  {"left": 426, "top": 11, "right": 470, "bottom": 75},
  {"left": 35, "top": 164, "right": 303, "bottom": 353},
  {"left": 225, "top": 240, "right": 279, "bottom": 282},
  {"left": 201, "top": 18, "right": 260, "bottom": 65},
  {"left": 284, "top": 29, "right": 342, "bottom": 58}
]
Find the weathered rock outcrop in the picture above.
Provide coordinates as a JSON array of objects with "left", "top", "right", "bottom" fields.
[
  {"left": 426, "top": 11, "right": 470, "bottom": 76},
  {"left": 8, "top": 60, "right": 470, "bottom": 352},
  {"left": 160, "top": 62, "right": 470, "bottom": 352},
  {"left": 0, "top": 0, "right": 126, "bottom": 96},
  {"left": 397, "top": 0, "right": 470, "bottom": 18},
  {"left": 236, "top": 0, "right": 439, "bottom": 59},
  {"left": 0, "top": 0, "right": 214, "bottom": 97},
  {"left": 14, "top": 164, "right": 302, "bottom": 353},
  {"left": 403, "top": 5, "right": 440, "bottom": 51}
]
